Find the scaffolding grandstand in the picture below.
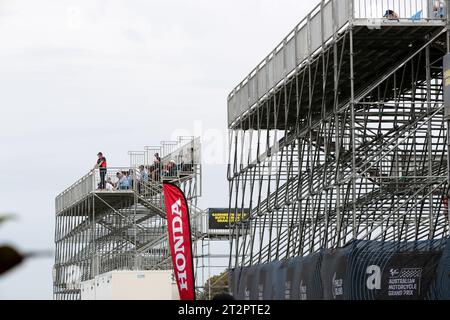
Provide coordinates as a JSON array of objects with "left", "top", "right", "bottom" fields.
[
  {"left": 227, "top": 0, "right": 450, "bottom": 272},
  {"left": 53, "top": 137, "right": 203, "bottom": 300}
]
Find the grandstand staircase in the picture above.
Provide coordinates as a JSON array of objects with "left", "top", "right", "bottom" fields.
[{"left": 89, "top": 176, "right": 205, "bottom": 273}]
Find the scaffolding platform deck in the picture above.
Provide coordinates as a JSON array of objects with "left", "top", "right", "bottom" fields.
[{"left": 56, "top": 190, "right": 136, "bottom": 217}]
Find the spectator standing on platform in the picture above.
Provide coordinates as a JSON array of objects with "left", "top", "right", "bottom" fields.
[
  {"left": 152, "top": 153, "right": 162, "bottom": 181},
  {"left": 94, "top": 152, "right": 107, "bottom": 189},
  {"left": 127, "top": 169, "right": 134, "bottom": 189},
  {"left": 137, "top": 165, "right": 148, "bottom": 194}
]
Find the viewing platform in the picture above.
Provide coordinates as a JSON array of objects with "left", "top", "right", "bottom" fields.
[
  {"left": 227, "top": 0, "right": 448, "bottom": 129},
  {"left": 55, "top": 137, "right": 201, "bottom": 216},
  {"left": 55, "top": 169, "right": 134, "bottom": 216}
]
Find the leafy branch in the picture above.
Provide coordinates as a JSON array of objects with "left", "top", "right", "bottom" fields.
[{"left": 0, "top": 213, "right": 24, "bottom": 276}]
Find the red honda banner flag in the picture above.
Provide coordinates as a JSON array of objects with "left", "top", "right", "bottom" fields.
[{"left": 163, "top": 182, "right": 196, "bottom": 300}]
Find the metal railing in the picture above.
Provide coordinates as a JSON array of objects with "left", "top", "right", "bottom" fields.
[
  {"left": 136, "top": 137, "right": 201, "bottom": 184},
  {"left": 227, "top": 0, "right": 447, "bottom": 127},
  {"left": 55, "top": 167, "right": 138, "bottom": 214},
  {"left": 353, "top": 0, "right": 445, "bottom": 19},
  {"left": 55, "top": 171, "right": 96, "bottom": 214},
  {"left": 143, "top": 137, "right": 201, "bottom": 168},
  {"left": 55, "top": 162, "right": 200, "bottom": 214},
  {"left": 94, "top": 252, "right": 172, "bottom": 275},
  {"left": 190, "top": 203, "right": 207, "bottom": 236}
]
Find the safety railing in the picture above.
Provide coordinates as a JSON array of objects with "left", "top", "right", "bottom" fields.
[
  {"left": 56, "top": 162, "right": 200, "bottom": 214},
  {"left": 55, "top": 167, "right": 139, "bottom": 214},
  {"left": 93, "top": 251, "right": 171, "bottom": 275},
  {"left": 55, "top": 171, "right": 96, "bottom": 214},
  {"left": 56, "top": 138, "right": 201, "bottom": 214},
  {"left": 135, "top": 137, "right": 202, "bottom": 183},
  {"left": 353, "top": 0, "right": 446, "bottom": 20},
  {"left": 227, "top": 0, "right": 447, "bottom": 127},
  {"left": 189, "top": 203, "right": 207, "bottom": 237}
]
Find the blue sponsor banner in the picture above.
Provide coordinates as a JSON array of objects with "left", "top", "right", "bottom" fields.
[
  {"left": 321, "top": 247, "right": 350, "bottom": 300},
  {"left": 229, "top": 238, "right": 450, "bottom": 300},
  {"left": 425, "top": 237, "right": 450, "bottom": 299},
  {"left": 346, "top": 240, "right": 445, "bottom": 300}
]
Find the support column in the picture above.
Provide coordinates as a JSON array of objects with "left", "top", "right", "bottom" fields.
[
  {"left": 333, "top": 35, "right": 341, "bottom": 247},
  {"left": 133, "top": 173, "right": 138, "bottom": 270},
  {"left": 350, "top": 27, "right": 357, "bottom": 241},
  {"left": 91, "top": 194, "right": 98, "bottom": 278},
  {"left": 426, "top": 43, "right": 434, "bottom": 239},
  {"left": 446, "top": 0, "right": 450, "bottom": 227}
]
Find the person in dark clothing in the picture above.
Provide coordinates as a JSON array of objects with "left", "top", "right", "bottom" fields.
[
  {"left": 94, "top": 152, "right": 107, "bottom": 189},
  {"left": 153, "top": 153, "right": 162, "bottom": 181}
]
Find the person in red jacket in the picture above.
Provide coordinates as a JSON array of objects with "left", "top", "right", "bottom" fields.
[{"left": 94, "top": 152, "right": 107, "bottom": 189}]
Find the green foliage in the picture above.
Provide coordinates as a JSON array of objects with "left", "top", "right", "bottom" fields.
[
  {"left": 0, "top": 246, "right": 24, "bottom": 275},
  {"left": 199, "top": 270, "right": 230, "bottom": 300}
]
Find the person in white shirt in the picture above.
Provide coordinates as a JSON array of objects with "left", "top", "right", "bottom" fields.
[
  {"left": 139, "top": 165, "right": 149, "bottom": 182},
  {"left": 105, "top": 177, "right": 115, "bottom": 191}
]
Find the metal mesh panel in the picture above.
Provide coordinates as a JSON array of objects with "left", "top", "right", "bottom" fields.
[
  {"left": 129, "top": 151, "right": 145, "bottom": 168},
  {"left": 249, "top": 76, "right": 258, "bottom": 106},
  {"left": 267, "top": 58, "right": 275, "bottom": 91},
  {"left": 274, "top": 48, "right": 284, "bottom": 85},
  {"left": 336, "top": 0, "right": 350, "bottom": 29},
  {"left": 240, "top": 82, "right": 249, "bottom": 115},
  {"left": 258, "top": 64, "right": 268, "bottom": 99},
  {"left": 236, "top": 89, "right": 243, "bottom": 118},
  {"left": 296, "top": 25, "right": 309, "bottom": 63},
  {"left": 323, "top": 1, "right": 334, "bottom": 40},
  {"left": 227, "top": 95, "right": 235, "bottom": 125},
  {"left": 285, "top": 37, "right": 296, "bottom": 75}
]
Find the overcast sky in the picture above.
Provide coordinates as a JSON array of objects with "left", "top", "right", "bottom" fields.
[{"left": 0, "top": 0, "right": 317, "bottom": 299}]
